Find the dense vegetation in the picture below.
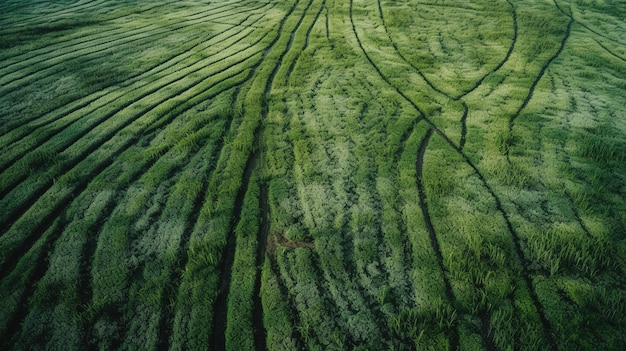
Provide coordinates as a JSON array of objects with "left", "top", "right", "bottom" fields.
[{"left": 1, "top": 0, "right": 625, "bottom": 350}]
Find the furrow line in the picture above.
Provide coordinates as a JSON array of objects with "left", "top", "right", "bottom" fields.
[
  {"left": 376, "top": 0, "right": 517, "bottom": 149},
  {"left": 376, "top": 0, "right": 447, "bottom": 98},
  {"left": 479, "top": 309, "right": 497, "bottom": 351},
  {"left": 0, "top": 0, "right": 179, "bottom": 34},
  {"left": 284, "top": 0, "right": 326, "bottom": 84},
  {"left": 116, "top": 145, "right": 209, "bottom": 349},
  {"left": 0, "top": 21, "right": 152, "bottom": 68},
  {"left": 355, "top": 1, "right": 558, "bottom": 347},
  {"left": 209, "top": 0, "right": 304, "bottom": 347},
  {"left": 156, "top": 100, "right": 235, "bottom": 351},
  {"left": 0, "top": 33, "right": 268, "bottom": 204},
  {"left": 0, "top": 219, "right": 62, "bottom": 351},
  {"left": 415, "top": 128, "right": 459, "bottom": 350},
  {"left": 460, "top": 155, "right": 558, "bottom": 351},
  {"left": 1, "top": 75, "right": 248, "bottom": 341},
  {"left": 324, "top": 5, "right": 329, "bottom": 39},
  {"left": 267, "top": 254, "right": 307, "bottom": 349},
  {"left": 0, "top": 0, "right": 234, "bottom": 61},
  {"left": 351, "top": 0, "right": 446, "bottom": 137},
  {"left": 553, "top": 0, "right": 625, "bottom": 46},
  {"left": 593, "top": 39, "right": 626, "bottom": 63},
  {"left": 0, "top": 1, "right": 266, "bottom": 89},
  {"left": 182, "top": 0, "right": 260, "bottom": 22},
  {"left": 564, "top": 189, "right": 593, "bottom": 239},
  {"left": 0, "top": 0, "right": 260, "bottom": 73},
  {"left": 78, "top": 80, "right": 247, "bottom": 349},
  {"left": 455, "top": 0, "right": 518, "bottom": 100},
  {"left": 209, "top": 126, "right": 260, "bottom": 351},
  {"left": 0, "top": 15, "right": 268, "bottom": 174},
  {"left": 285, "top": 0, "right": 326, "bottom": 83},
  {"left": 0, "top": 59, "right": 260, "bottom": 276},
  {"left": 2, "top": 24, "right": 185, "bottom": 89},
  {"left": 266, "top": 0, "right": 315, "bottom": 94},
  {"left": 0, "top": 8, "right": 269, "bottom": 140},
  {"left": 507, "top": 17, "right": 573, "bottom": 160},
  {"left": 253, "top": 184, "right": 270, "bottom": 351},
  {"left": 2, "top": 0, "right": 108, "bottom": 24},
  {"left": 393, "top": 118, "right": 422, "bottom": 295},
  {"left": 459, "top": 102, "right": 469, "bottom": 150}
]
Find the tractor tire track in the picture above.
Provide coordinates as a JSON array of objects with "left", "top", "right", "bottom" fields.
[
  {"left": 3, "top": 80, "right": 244, "bottom": 350},
  {"left": 376, "top": 0, "right": 518, "bottom": 149},
  {"left": 116, "top": 134, "right": 219, "bottom": 350},
  {"left": 154, "top": 115, "right": 231, "bottom": 351},
  {"left": 267, "top": 253, "right": 307, "bottom": 349},
  {"left": 283, "top": 0, "right": 326, "bottom": 84},
  {"left": 0, "top": 33, "right": 269, "bottom": 218},
  {"left": 593, "top": 39, "right": 626, "bottom": 63},
  {"left": 0, "top": 9, "right": 269, "bottom": 142},
  {"left": 507, "top": 17, "right": 573, "bottom": 160},
  {"left": 459, "top": 156, "right": 559, "bottom": 351},
  {"left": 252, "top": 184, "right": 270, "bottom": 351},
  {"left": 209, "top": 0, "right": 304, "bottom": 348},
  {"left": 0, "top": 219, "right": 62, "bottom": 351},
  {"left": 208, "top": 124, "right": 259, "bottom": 351},
  {"left": 0, "top": 0, "right": 268, "bottom": 91},
  {"left": 0, "top": 14, "right": 268, "bottom": 175},
  {"left": 415, "top": 128, "right": 459, "bottom": 350},
  {"left": 355, "top": 1, "right": 557, "bottom": 348},
  {"left": 455, "top": 0, "right": 518, "bottom": 100},
  {"left": 0, "top": 63, "right": 258, "bottom": 281},
  {"left": 553, "top": 0, "right": 625, "bottom": 46}
]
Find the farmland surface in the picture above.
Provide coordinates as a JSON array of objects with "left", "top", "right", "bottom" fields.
[{"left": 1, "top": 0, "right": 625, "bottom": 350}]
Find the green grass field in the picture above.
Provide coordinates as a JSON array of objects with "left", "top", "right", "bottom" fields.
[{"left": 1, "top": 0, "right": 625, "bottom": 350}]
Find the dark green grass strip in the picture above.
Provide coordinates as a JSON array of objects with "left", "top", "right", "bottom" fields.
[
  {"left": 0, "top": 8, "right": 269, "bottom": 144},
  {"left": 252, "top": 184, "right": 270, "bottom": 351},
  {"left": 0, "top": 62, "right": 258, "bottom": 283},
  {"left": 507, "top": 17, "right": 573, "bottom": 160},
  {"left": 415, "top": 128, "right": 460, "bottom": 350},
  {"left": 209, "top": 0, "right": 304, "bottom": 348},
  {"left": 0, "top": 0, "right": 267, "bottom": 92},
  {"left": 0, "top": 39, "right": 267, "bottom": 232},
  {"left": 0, "top": 12, "right": 268, "bottom": 175},
  {"left": 156, "top": 101, "right": 235, "bottom": 351},
  {"left": 352, "top": 0, "right": 559, "bottom": 348}
]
